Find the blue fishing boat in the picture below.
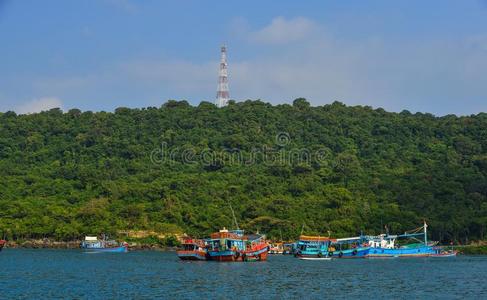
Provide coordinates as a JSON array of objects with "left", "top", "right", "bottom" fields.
[
  {"left": 295, "top": 235, "right": 334, "bottom": 260},
  {"left": 329, "top": 237, "right": 369, "bottom": 258},
  {"left": 81, "top": 235, "right": 128, "bottom": 253},
  {"left": 365, "top": 222, "right": 436, "bottom": 258}
]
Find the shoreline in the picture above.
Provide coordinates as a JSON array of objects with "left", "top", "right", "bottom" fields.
[
  {"left": 3, "top": 239, "right": 177, "bottom": 251},
  {"left": 2, "top": 239, "right": 487, "bottom": 254}
]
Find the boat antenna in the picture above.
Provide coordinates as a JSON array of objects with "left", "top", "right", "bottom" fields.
[
  {"left": 228, "top": 200, "right": 239, "bottom": 230},
  {"left": 423, "top": 220, "right": 428, "bottom": 246},
  {"left": 300, "top": 223, "right": 305, "bottom": 235}
]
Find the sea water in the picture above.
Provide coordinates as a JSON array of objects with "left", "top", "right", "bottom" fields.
[{"left": 1, "top": 249, "right": 485, "bottom": 299}]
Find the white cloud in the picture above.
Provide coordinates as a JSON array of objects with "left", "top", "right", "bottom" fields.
[
  {"left": 223, "top": 17, "right": 487, "bottom": 115},
  {"left": 16, "top": 97, "right": 64, "bottom": 114},
  {"left": 249, "top": 17, "right": 318, "bottom": 44},
  {"left": 26, "top": 17, "right": 487, "bottom": 115}
]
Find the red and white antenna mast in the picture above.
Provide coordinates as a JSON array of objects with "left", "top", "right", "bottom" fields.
[{"left": 216, "top": 45, "right": 229, "bottom": 107}]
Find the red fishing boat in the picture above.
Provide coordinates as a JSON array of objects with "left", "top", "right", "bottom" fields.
[
  {"left": 0, "top": 240, "right": 6, "bottom": 252},
  {"left": 177, "top": 238, "right": 207, "bottom": 261},
  {"left": 206, "top": 228, "right": 269, "bottom": 262}
]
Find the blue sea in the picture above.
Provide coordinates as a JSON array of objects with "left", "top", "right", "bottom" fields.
[{"left": 1, "top": 249, "right": 486, "bottom": 299}]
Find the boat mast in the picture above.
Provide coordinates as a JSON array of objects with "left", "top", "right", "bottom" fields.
[
  {"left": 424, "top": 220, "right": 428, "bottom": 246},
  {"left": 228, "top": 200, "right": 239, "bottom": 230}
]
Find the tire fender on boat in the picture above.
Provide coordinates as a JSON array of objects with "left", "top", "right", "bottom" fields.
[
  {"left": 352, "top": 249, "right": 358, "bottom": 256},
  {"left": 317, "top": 252, "right": 323, "bottom": 258},
  {"left": 338, "top": 251, "right": 343, "bottom": 258}
]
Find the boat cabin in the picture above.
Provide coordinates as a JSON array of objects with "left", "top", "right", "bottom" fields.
[
  {"left": 297, "top": 235, "right": 335, "bottom": 256},
  {"left": 207, "top": 228, "right": 246, "bottom": 252},
  {"left": 367, "top": 234, "right": 396, "bottom": 249},
  {"left": 180, "top": 238, "right": 206, "bottom": 251}
]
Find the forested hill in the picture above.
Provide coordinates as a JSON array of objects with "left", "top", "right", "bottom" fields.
[{"left": 1, "top": 99, "right": 486, "bottom": 243}]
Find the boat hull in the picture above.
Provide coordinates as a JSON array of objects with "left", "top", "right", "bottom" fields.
[
  {"left": 366, "top": 246, "right": 434, "bottom": 258},
  {"left": 296, "top": 253, "right": 331, "bottom": 259},
  {"left": 207, "top": 250, "right": 240, "bottom": 262},
  {"left": 430, "top": 251, "right": 458, "bottom": 257},
  {"left": 83, "top": 245, "right": 128, "bottom": 253},
  {"left": 242, "top": 245, "right": 269, "bottom": 261},
  {"left": 331, "top": 247, "right": 369, "bottom": 258},
  {"left": 208, "top": 245, "right": 269, "bottom": 262},
  {"left": 177, "top": 250, "right": 207, "bottom": 261}
]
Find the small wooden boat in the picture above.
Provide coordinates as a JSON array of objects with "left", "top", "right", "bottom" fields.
[
  {"left": 177, "top": 238, "right": 207, "bottom": 261},
  {"left": 80, "top": 236, "right": 128, "bottom": 253},
  {"left": 430, "top": 247, "right": 458, "bottom": 257},
  {"left": 0, "top": 240, "right": 6, "bottom": 252},
  {"left": 269, "top": 242, "right": 284, "bottom": 254},
  {"left": 298, "top": 256, "right": 332, "bottom": 261},
  {"left": 430, "top": 251, "right": 457, "bottom": 257}
]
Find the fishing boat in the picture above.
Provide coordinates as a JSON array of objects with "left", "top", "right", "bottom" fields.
[
  {"left": 329, "top": 237, "right": 369, "bottom": 258},
  {"left": 176, "top": 238, "right": 207, "bottom": 261},
  {"left": 430, "top": 246, "right": 458, "bottom": 257},
  {"left": 0, "top": 239, "right": 6, "bottom": 252},
  {"left": 365, "top": 222, "right": 436, "bottom": 258},
  {"left": 80, "top": 235, "right": 128, "bottom": 253},
  {"left": 269, "top": 242, "right": 284, "bottom": 254},
  {"left": 206, "top": 228, "right": 269, "bottom": 262},
  {"left": 295, "top": 235, "right": 335, "bottom": 260}
]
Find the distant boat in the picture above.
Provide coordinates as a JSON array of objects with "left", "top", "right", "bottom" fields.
[
  {"left": 206, "top": 228, "right": 269, "bottom": 262},
  {"left": 430, "top": 246, "right": 458, "bottom": 257},
  {"left": 177, "top": 238, "right": 207, "bottom": 261},
  {"left": 80, "top": 235, "right": 128, "bottom": 253},
  {"left": 295, "top": 235, "right": 334, "bottom": 259},
  {"left": 0, "top": 240, "right": 6, "bottom": 252},
  {"left": 299, "top": 256, "right": 332, "bottom": 261},
  {"left": 269, "top": 242, "right": 284, "bottom": 254}
]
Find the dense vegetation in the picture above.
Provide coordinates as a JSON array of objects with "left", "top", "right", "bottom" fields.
[{"left": 1, "top": 99, "right": 486, "bottom": 243}]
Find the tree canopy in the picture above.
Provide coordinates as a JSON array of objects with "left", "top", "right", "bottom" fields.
[{"left": 0, "top": 99, "right": 486, "bottom": 243}]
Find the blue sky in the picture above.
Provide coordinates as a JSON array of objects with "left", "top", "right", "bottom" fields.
[{"left": 1, "top": 0, "right": 487, "bottom": 115}]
